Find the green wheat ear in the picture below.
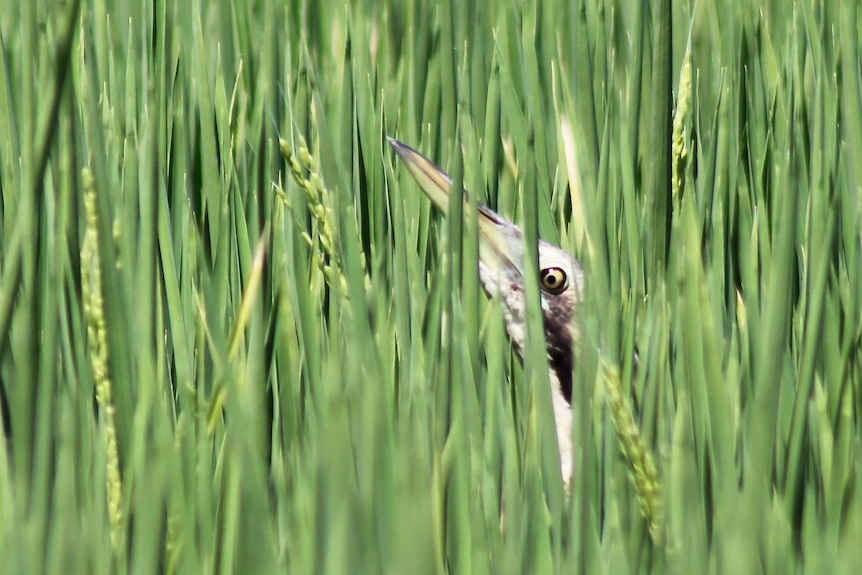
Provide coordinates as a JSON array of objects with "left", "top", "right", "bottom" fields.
[
  {"left": 601, "top": 359, "right": 664, "bottom": 545},
  {"left": 671, "top": 35, "right": 693, "bottom": 207},
  {"left": 278, "top": 135, "right": 370, "bottom": 296},
  {"left": 80, "top": 168, "right": 125, "bottom": 557}
]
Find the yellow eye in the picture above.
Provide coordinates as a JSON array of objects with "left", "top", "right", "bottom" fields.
[{"left": 540, "top": 267, "right": 568, "bottom": 294}]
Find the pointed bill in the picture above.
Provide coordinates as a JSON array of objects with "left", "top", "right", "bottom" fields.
[{"left": 387, "top": 137, "right": 525, "bottom": 277}]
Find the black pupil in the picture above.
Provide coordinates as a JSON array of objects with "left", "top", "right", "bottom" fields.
[{"left": 542, "top": 268, "right": 565, "bottom": 290}]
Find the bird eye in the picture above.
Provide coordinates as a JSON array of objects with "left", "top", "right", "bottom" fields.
[{"left": 540, "top": 267, "right": 568, "bottom": 294}]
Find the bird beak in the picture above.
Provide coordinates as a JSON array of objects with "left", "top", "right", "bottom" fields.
[{"left": 387, "top": 137, "right": 526, "bottom": 279}]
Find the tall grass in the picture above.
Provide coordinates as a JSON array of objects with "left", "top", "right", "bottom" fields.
[{"left": 0, "top": 0, "right": 860, "bottom": 573}]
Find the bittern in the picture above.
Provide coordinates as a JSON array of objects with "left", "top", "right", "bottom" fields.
[{"left": 388, "top": 137, "right": 582, "bottom": 489}]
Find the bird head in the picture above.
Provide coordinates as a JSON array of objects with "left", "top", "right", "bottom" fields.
[{"left": 388, "top": 138, "right": 583, "bottom": 402}]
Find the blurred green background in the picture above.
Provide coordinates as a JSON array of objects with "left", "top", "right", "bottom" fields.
[{"left": 0, "top": 0, "right": 860, "bottom": 573}]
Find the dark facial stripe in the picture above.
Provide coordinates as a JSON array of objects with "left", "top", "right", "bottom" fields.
[{"left": 543, "top": 312, "right": 573, "bottom": 404}]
